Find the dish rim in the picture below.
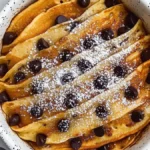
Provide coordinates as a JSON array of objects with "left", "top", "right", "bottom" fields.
[{"left": 0, "top": 0, "right": 150, "bottom": 150}]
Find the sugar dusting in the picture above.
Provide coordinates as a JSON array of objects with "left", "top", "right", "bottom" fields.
[
  {"left": 19, "top": 30, "right": 143, "bottom": 121},
  {"left": 4, "top": 5, "right": 146, "bottom": 139}
]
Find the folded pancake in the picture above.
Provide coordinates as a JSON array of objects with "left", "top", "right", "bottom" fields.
[
  {"left": 6, "top": 0, "right": 72, "bottom": 39},
  {"left": 0, "top": 4, "right": 128, "bottom": 82},
  {"left": 4, "top": 60, "right": 150, "bottom": 143},
  {"left": 2, "top": 0, "right": 99, "bottom": 54},
  {"left": 1, "top": 19, "right": 144, "bottom": 85},
  {"left": 2, "top": 59, "right": 150, "bottom": 127},
  {"left": 29, "top": 101, "right": 150, "bottom": 149},
  {"left": 29, "top": 132, "right": 141, "bottom": 150},
  {"left": 0, "top": 33, "right": 149, "bottom": 102},
  {"left": 0, "top": 0, "right": 107, "bottom": 68}
]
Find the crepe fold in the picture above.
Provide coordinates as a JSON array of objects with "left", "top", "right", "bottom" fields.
[
  {"left": 2, "top": 0, "right": 100, "bottom": 54},
  {"left": 1, "top": 4, "right": 127, "bottom": 83}
]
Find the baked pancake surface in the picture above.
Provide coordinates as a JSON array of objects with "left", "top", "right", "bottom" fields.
[{"left": 0, "top": 0, "right": 150, "bottom": 150}]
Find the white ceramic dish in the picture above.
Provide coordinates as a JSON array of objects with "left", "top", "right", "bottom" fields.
[{"left": 0, "top": 0, "right": 150, "bottom": 149}]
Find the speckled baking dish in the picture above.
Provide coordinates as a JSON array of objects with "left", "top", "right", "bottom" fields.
[{"left": 0, "top": 0, "right": 150, "bottom": 150}]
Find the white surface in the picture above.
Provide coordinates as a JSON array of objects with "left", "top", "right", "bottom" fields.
[{"left": 0, "top": 0, "right": 150, "bottom": 150}]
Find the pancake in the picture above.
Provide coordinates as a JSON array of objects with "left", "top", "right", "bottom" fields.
[
  {"left": 6, "top": 0, "right": 72, "bottom": 36},
  {"left": 0, "top": 19, "right": 145, "bottom": 83},
  {"left": 28, "top": 102, "right": 150, "bottom": 149},
  {"left": 2, "top": 36, "right": 150, "bottom": 127},
  {"left": 0, "top": 4, "right": 128, "bottom": 82},
  {"left": 3, "top": 60, "right": 149, "bottom": 143},
  {"left": 0, "top": 0, "right": 107, "bottom": 68},
  {"left": 0, "top": 32, "right": 148, "bottom": 101},
  {"left": 2, "top": 0, "right": 99, "bottom": 54},
  {"left": 1, "top": 1, "right": 150, "bottom": 149}
]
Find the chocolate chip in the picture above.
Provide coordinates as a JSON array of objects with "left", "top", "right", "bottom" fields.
[
  {"left": 140, "top": 48, "right": 150, "bottom": 62},
  {"left": 59, "top": 50, "right": 74, "bottom": 62},
  {"left": 146, "top": 72, "right": 150, "bottom": 84},
  {"left": 101, "top": 29, "right": 114, "bottom": 41},
  {"left": 114, "top": 66, "right": 127, "bottom": 78},
  {"left": 31, "top": 82, "right": 44, "bottom": 94},
  {"left": 70, "top": 137, "right": 82, "bottom": 150},
  {"left": 9, "top": 114, "right": 20, "bottom": 126},
  {"left": 31, "top": 106, "right": 43, "bottom": 118},
  {"left": 69, "top": 21, "right": 80, "bottom": 32},
  {"left": 97, "top": 145, "right": 110, "bottom": 150},
  {"left": 14, "top": 72, "right": 26, "bottom": 83},
  {"left": 37, "top": 38, "right": 49, "bottom": 51},
  {"left": 64, "top": 93, "right": 78, "bottom": 109},
  {"left": 125, "top": 13, "right": 138, "bottom": 28},
  {"left": 96, "top": 105, "right": 108, "bottom": 118},
  {"left": 55, "top": 15, "right": 68, "bottom": 24},
  {"left": 94, "top": 126, "right": 105, "bottom": 137},
  {"left": 61, "top": 73, "right": 74, "bottom": 85},
  {"left": 83, "top": 38, "right": 95, "bottom": 49},
  {"left": 36, "top": 134, "right": 47, "bottom": 146},
  {"left": 0, "top": 64, "right": 8, "bottom": 77},
  {"left": 131, "top": 110, "right": 144, "bottom": 123},
  {"left": 29, "top": 59, "right": 42, "bottom": 74},
  {"left": 93, "top": 75, "right": 108, "bottom": 90},
  {"left": 117, "top": 26, "right": 130, "bottom": 36},
  {"left": 125, "top": 86, "right": 138, "bottom": 100},
  {"left": 0, "top": 91, "right": 10, "bottom": 104},
  {"left": 58, "top": 119, "right": 70, "bottom": 132},
  {"left": 77, "top": 59, "right": 93, "bottom": 73},
  {"left": 105, "top": 0, "right": 119, "bottom": 8},
  {"left": 3, "top": 32, "right": 17, "bottom": 45},
  {"left": 77, "top": 0, "right": 90, "bottom": 8}
]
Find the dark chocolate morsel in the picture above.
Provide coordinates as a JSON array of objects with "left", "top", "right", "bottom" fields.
[
  {"left": 61, "top": 73, "right": 74, "bottom": 85},
  {"left": 83, "top": 38, "right": 95, "bottom": 49},
  {"left": 29, "top": 59, "right": 42, "bottom": 74},
  {"left": 0, "top": 64, "right": 8, "bottom": 77},
  {"left": 14, "top": 72, "right": 26, "bottom": 83},
  {"left": 101, "top": 29, "right": 114, "bottom": 41},
  {"left": 125, "top": 86, "right": 138, "bottom": 100},
  {"left": 37, "top": 38, "right": 49, "bottom": 51},
  {"left": 140, "top": 48, "right": 150, "bottom": 62},
  {"left": 114, "top": 66, "right": 127, "bottom": 78},
  {"left": 77, "top": 59, "right": 93, "bottom": 73},
  {"left": 31, "top": 106, "right": 43, "bottom": 118},
  {"left": 94, "top": 126, "right": 105, "bottom": 137},
  {"left": 58, "top": 119, "right": 70, "bottom": 132},
  {"left": 105, "top": 0, "right": 119, "bottom": 8},
  {"left": 77, "top": 0, "right": 90, "bottom": 8},
  {"left": 64, "top": 93, "right": 78, "bottom": 109},
  {"left": 36, "top": 134, "right": 47, "bottom": 146},
  {"left": 70, "top": 137, "right": 82, "bottom": 150},
  {"left": 9, "top": 114, "right": 20, "bottom": 126},
  {"left": 96, "top": 105, "right": 108, "bottom": 118},
  {"left": 3, "top": 32, "right": 17, "bottom": 45},
  {"left": 55, "top": 15, "right": 68, "bottom": 24},
  {"left": 0, "top": 91, "right": 10, "bottom": 104},
  {"left": 93, "top": 75, "right": 108, "bottom": 90},
  {"left": 131, "top": 110, "right": 144, "bottom": 123},
  {"left": 59, "top": 49, "right": 74, "bottom": 62}
]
